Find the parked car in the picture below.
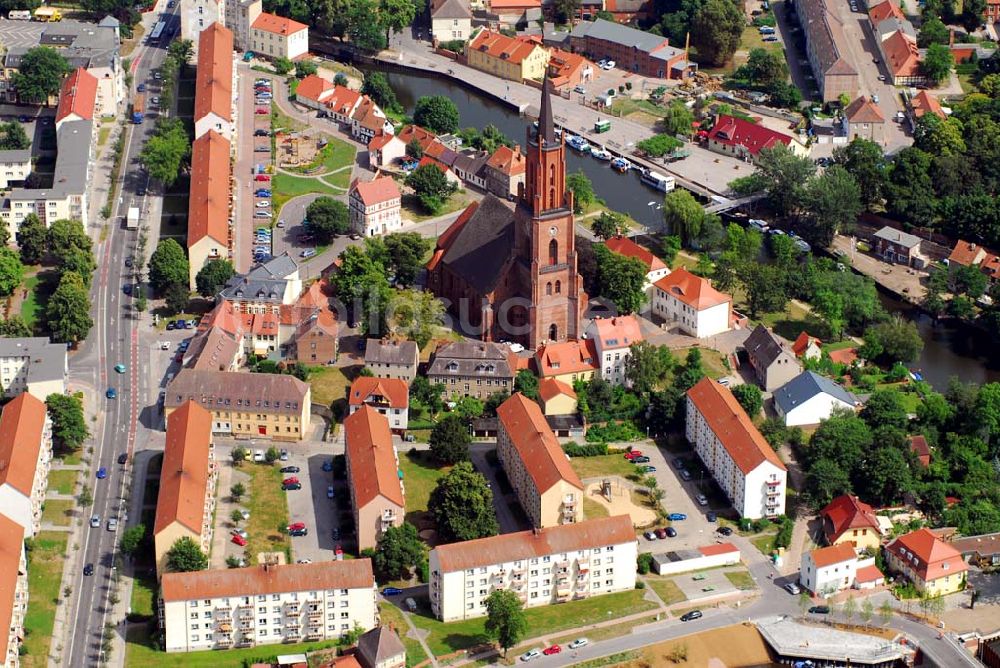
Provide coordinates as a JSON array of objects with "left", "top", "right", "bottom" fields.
[
  {"left": 382, "top": 587, "right": 403, "bottom": 596},
  {"left": 83, "top": 563, "right": 94, "bottom": 576},
  {"left": 253, "top": 449, "right": 265, "bottom": 462},
  {"left": 279, "top": 449, "right": 289, "bottom": 461},
  {"left": 519, "top": 649, "right": 541, "bottom": 662},
  {"left": 717, "top": 526, "right": 733, "bottom": 536},
  {"left": 654, "top": 528, "right": 667, "bottom": 539},
  {"left": 280, "top": 466, "right": 300, "bottom": 473},
  {"left": 679, "top": 469, "right": 692, "bottom": 481},
  {"left": 232, "top": 534, "right": 248, "bottom": 546},
  {"left": 696, "top": 494, "right": 709, "bottom": 506},
  {"left": 300, "top": 248, "right": 317, "bottom": 258},
  {"left": 640, "top": 465, "right": 657, "bottom": 473},
  {"left": 405, "top": 598, "right": 417, "bottom": 612},
  {"left": 680, "top": 610, "right": 703, "bottom": 622},
  {"left": 327, "top": 485, "right": 335, "bottom": 499},
  {"left": 231, "top": 529, "right": 248, "bottom": 539},
  {"left": 543, "top": 645, "right": 561, "bottom": 656},
  {"left": 706, "top": 511, "right": 717, "bottom": 522},
  {"left": 117, "top": 453, "right": 128, "bottom": 465},
  {"left": 254, "top": 129, "right": 269, "bottom": 137},
  {"left": 568, "top": 638, "right": 589, "bottom": 650},
  {"left": 256, "top": 189, "right": 272, "bottom": 197},
  {"left": 643, "top": 530, "right": 657, "bottom": 540},
  {"left": 809, "top": 605, "right": 831, "bottom": 614},
  {"left": 631, "top": 456, "right": 650, "bottom": 464},
  {"left": 784, "top": 582, "right": 801, "bottom": 595},
  {"left": 624, "top": 450, "right": 643, "bottom": 460},
  {"left": 668, "top": 513, "right": 687, "bottom": 521},
  {"left": 665, "top": 527, "right": 677, "bottom": 537},
  {"left": 283, "top": 482, "right": 302, "bottom": 491},
  {"left": 672, "top": 457, "right": 686, "bottom": 469},
  {"left": 90, "top": 515, "right": 100, "bottom": 528},
  {"left": 96, "top": 467, "right": 107, "bottom": 479},
  {"left": 322, "top": 459, "right": 333, "bottom": 472},
  {"left": 106, "top": 388, "right": 116, "bottom": 399}
]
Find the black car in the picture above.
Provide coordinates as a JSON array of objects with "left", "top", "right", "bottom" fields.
[
  {"left": 254, "top": 129, "right": 269, "bottom": 137},
  {"left": 808, "top": 605, "right": 830, "bottom": 614},
  {"left": 123, "top": 284, "right": 132, "bottom": 296},
  {"left": 289, "top": 528, "right": 309, "bottom": 536},
  {"left": 717, "top": 526, "right": 733, "bottom": 536},
  {"left": 124, "top": 256, "right": 133, "bottom": 268},
  {"left": 283, "top": 482, "right": 302, "bottom": 491},
  {"left": 280, "top": 466, "right": 300, "bottom": 473},
  {"left": 679, "top": 610, "right": 702, "bottom": 622},
  {"left": 83, "top": 563, "right": 94, "bottom": 576},
  {"left": 665, "top": 527, "right": 677, "bottom": 537},
  {"left": 117, "top": 453, "right": 128, "bottom": 465},
  {"left": 137, "top": 188, "right": 146, "bottom": 196}
]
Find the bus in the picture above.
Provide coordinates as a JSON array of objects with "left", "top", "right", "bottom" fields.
[
  {"left": 7, "top": 10, "right": 31, "bottom": 20},
  {"left": 32, "top": 6, "right": 61, "bottom": 21},
  {"left": 149, "top": 21, "right": 165, "bottom": 43}
]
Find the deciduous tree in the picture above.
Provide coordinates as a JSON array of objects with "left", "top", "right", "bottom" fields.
[
  {"left": 45, "top": 272, "right": 92, "bottom": 343},
  {"left": 593, "top": 244, "right": 647, "bottom": 314},
  {"left": 361, "top": 71, "right": 400, "bottom": 112},
  {"left": 166, "top": 536, "right": 208, "bottom": 572},
  {"left": 922, "top": 43, "right": 954, "bottom": 85},
  {"left": 306, "top": 196, "right": 350, "bottom": 243},
  {"left": 12, "top": 47, "right": 70, "bottom": 104},
  {"left": 379, "top": 0, "right": 417, "bottom": 44},
  {"left": 373, "top": 522, "right": 424, "bottom": 581},
  {"left": 429, "top": 462, "right": 499, "bottom": 542},
  {"left": 429, "top": 414, "right": 471, "bottom": 464},
  {"left": 16, "top": 213, "right": 47, "bottom": 265},
  {"left": 592, "top": 211, "right": 625, "bottom": 240},
  {"left": 690, "top": 0, "right": 744, "bottom": 67},
  {"left": 754, "top": 144, "right": 816, "bottom": 216},
  {"left": 45, "top": 393, "right": 88, "bottom": 451},
  {"left": 662, "top": 189, "right": 705, "bottom": 246},
  {"left": 406, "top": 163, "right": 458, "bottom": 213},
  {"left": 731, "top": 383, "right": 763, "bottom": 417},
  {"left": 566, "top": 170, "right": 594, "bottom": 214},
  {"left": 833, "top": 138, "right": 888, "bottom": 211},
  {"left": 0, "top": 121, "right": 29, "bottom": 150},
  {"left": 0, "top": 316, "right": 31, "bottom": 338},
  {"left": 624, "top": 341, "right": 674, "bottom": 395},
  {"left": 120, "top": 524, "right": 146, "bottom": 557},
  {"left": 386, "top": 288, "right": 444, "bottom": 348},
  {"left": 484, "top": 590, "right": 527, "bottom": 657},
  {"left": 0, "top": 248, "right": 23, "bottom": 297},
  {"left": 139, "top": 118, "right": 191, "bottom": 187},
  {"left": 148, "top": 238, "right": 190, "bottom": 296},
  {"left": 804, "top": 165, "right": 862, "bottom": 246},
  {"left": 195, "top": 259, "right": 235, "bottom": 297}
]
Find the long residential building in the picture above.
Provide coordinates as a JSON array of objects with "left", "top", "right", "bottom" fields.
[
  {"left": 164, "top": 369, "right": 311, "bottom": 441},
  {"left": 429, "top": 515, "right": 637, "bottom": 621},
  {"left": 0, "top": 394, "right": 52, "bottom": 537},
  {"left": 0, "top": 513, "right": 26, "bottom": 668},
  {"left": 794, "top": 0, "right": 859, "bottom": 102},
  {"left": 467, "top": 29, "right": 551, "bottom": 82},
  {"left": 0, "top": 337, "right": 68, "bottom": 400},
  {"left": 685, "top": 377, "right": 787, "bottom": 519},
  {"left": 160, "top": 560, "right": 378, "bottom": 652},
  {"left": 496, "top": 393, "right": 583, "bottom": 528},
  {"left": 344, "top": 407, "right": 405, "bottom": 551},
  {"left": 348, "top": 377, "right": 409, "bottom": 431},
  {"left": 194, "top": 23, "right": 235, "bottom": 140},
  {"left": 153, "top": 401, "right": 217, "bottom": 576},
  {"left": 187, "top": 130, "right": 232, "bottom": 288}
]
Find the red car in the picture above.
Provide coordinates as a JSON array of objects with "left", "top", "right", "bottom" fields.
[
  {"left": 255, "top": 108, "right": 268, "bottom": 115},
  {"left": 255, "top": 175, "right": 270, "bottom": 182},
  {"left": 231, "top": 534, "right": 247, "bottom": 546},
  {"left": 287, "top": 522, "right": 306, "bottom": 532},
  {"left": 543, "top": 645, "right": 562, "bottom": 655},
  {"left": 624, "top": 450, "right": 643, "bottom": 460},
  {"left": 282, "top": 476, "right": 299, "bottom": 486}
]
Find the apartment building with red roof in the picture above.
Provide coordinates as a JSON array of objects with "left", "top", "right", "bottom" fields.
[
  {"left": 484, "top": 144, "right": 526, "bottom": 199},
  {"left": 344, "top": 407, "right": 404, "bottom": 551},
  {"left": 795, "top": 0, "right": 858, "bottom": 102},
  {"left": 55, "top": 67, "right": 98, "bottom": 130},
  {"left": 324, "top": 85, "right": 364, "bottom": 125},
  {"left": 250, "top": 12, "right": 309, "bottom": 61},
  {"left": 0, "top": 393, "right": 51, "bottom": 537},
  {"left": 349, "top": 176, "right": 402, "bottom": 237},
  {"left": 820, "top": 494, "right": 883, "bottom": 551},
  {"left": 429, "top": 515, "right": 637, "bottom": 621},
  {"left": 604, "top": 235, "right": 669, "bottom": 291},
  {"left": 496, "top": 393, "right": 583, "bottom": 528},
  {"left": 843, "top": 95, "right": 886, "bottom": 144},
  {"left": 347, "top": 377, "right": 409, "bottom": 431},
  {"left": 161, "top": 560, "right": 377, "bottom": 651},
  {"left": 295, "top": 74, "right": 336, "bottom": 110},
  {"left": 705, "top": 115, "right": 807, "bottom": 163},
  {"left": 534, "top": 339, "right": 598, "bottom": 385},
  {"left": 291, "top": 308, "right": 338, "bottom": 366},
  {"left": 153, "top": 401, "right": 216, "bottom": 576},
  {"left": 879, "top": 29, "right": 923, "bottom": 85},
  {"left": 537, "top": 377, "right": 578, "bottom": 416},
  {"left": 585, "top": 315, "right": 644, "bottom": 386},
  {"left": 468, "top": 29, "right": 550, "bottom": 82},
  {"left": 187, "top": 130, "right": 232, "bottom": 288},
  {"left": 0, "top": 512, "right": 26, "bottom": 667},
  {"left": 652, "top": 268, "right": 732, "bottom": 339},
  {"left": 885, "top": 527, "right": 968, "bottom": 595},
  {"left": 686, "top": 377, "right": 787, "bottom": 519},
  {"left": 194, "top": 23, "right": 234, "bottom": 140}
]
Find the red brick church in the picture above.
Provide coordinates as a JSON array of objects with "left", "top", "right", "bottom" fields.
[{"left": 426, "top": 78, "right": 585, "bottom": 350}]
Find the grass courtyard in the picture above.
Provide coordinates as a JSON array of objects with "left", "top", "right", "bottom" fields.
[
  {"left": 378, "top": 603, "right": 428, "bottom": 667},
  {"left": 272, "top": 172, "right": 346, "bottom": 217},
  {"left": 244, "top": 464, "right": 291, "bottom": 563},
  {"left": 40, "top": 499, "right": 75, "bottom": 527},
  {"left": 286, "top": 135, "right": 355, "bottom": 176},
  {"left": 568, "top": 453, "right": 635, "bottom": 480},
  {"left": 22, "top": 531, "right": 68, "bottom": 667},
  {"left": 125, "top": 634, "right": 338, "bottom": 667},
  {"left": 399, "top": 450, "right": 449, "bottom": 529},
  {"left": 47, "top": 469, "right": 78, "bottom": 495},
  {"left": 644, "top": 577, "right": 687, "bottom": 606}
]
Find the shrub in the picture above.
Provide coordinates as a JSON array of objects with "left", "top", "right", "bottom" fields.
[
  {"left": 563, "top": 442, "right": 609, "bottom": 457},
  {"left": 585, "top": 421, "right": 643, "bottom": 443},
  {"left": 637, "top": 552, "right": 654, "bottom": 574},
  {"left": 774, "top": 517, "right": 794, "bottom": 549}
]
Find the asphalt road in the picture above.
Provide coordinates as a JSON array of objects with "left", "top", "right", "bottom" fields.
[{"left": 63, "top": 5, "right": 179, "bottom": 665}]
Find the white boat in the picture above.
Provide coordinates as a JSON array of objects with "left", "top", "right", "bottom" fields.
[
  {"left": 566, "top": 135, "right": 591, "bottom": 152},
  {"left": 640, "top": 170, "right": 676, "bottom": 193},
  {"left": 590, "top": 147, "right": 612, "bottom": 161},
  {"left": 611, "top": 157, "right": 632, "bottom": 173}
]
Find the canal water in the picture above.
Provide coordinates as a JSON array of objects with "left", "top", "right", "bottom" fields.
[{"left": 370, "top": 66, "right": 1000, "bottom": 390}]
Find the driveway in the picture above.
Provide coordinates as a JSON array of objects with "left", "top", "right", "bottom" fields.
[
  {"left": 284, "top": 449, "right": 344, "bottom": 563},
  {"left": 469, "top": 442, "right": 532, "bottom": 534}
]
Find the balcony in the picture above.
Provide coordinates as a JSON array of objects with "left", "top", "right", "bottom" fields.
[
  {"left": 574, "top": 590, "right": 591, "bottom": 600},
  {"left": 286, "top": 618, "right": 301, "bottom": 629},
  {"left": 285, "top": 629, "right": 302, "bottom": 640},
  {"left": 238, "top": 621, "right": 253, "bottom": 631},
  {"left": 235, "top": 637, "right": 254, "bottom": 648},
  {"left": 284, "top": 601, "right": 300, "bottom": 613},
  {"left": 216, "top": 636, "right": 233, "bottom": 647},
  {"left": 556, "top": 588, "right": 572, "bottom": 602},
  {"left": 238, "top": 607, "right": 253, "bottom": 620},
  {"left": 307, "top": 608, "right": 322, "bottom": 619},
  {"left": 305, "top": 631, "right": 323, "bottom": 641},
  {"left": 491, "top": 569, "right": 507, "bottom": 581},
  {"left": 214, "top": 608, "right": 232, "bottom": 619},
  {"left": 766, "top": 479, "right": 781, "bottom": 487}
]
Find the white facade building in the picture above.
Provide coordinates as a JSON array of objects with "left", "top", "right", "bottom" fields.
[
  {"left": 180, "top": 0, "right": 224, "bottom": 46},
  {"left": 0, "top": 338, "right": 68, "bottom": 400},
  {"left": 249, "top": 13, "right": 309, "bottom": 61},
  {"left": 798, "top": 544, "right": 883, "bottom": 595},
  {"left": 160, "top": 560, "right": 377, "bottom": 652},
  {"left": 429, "top": 516, "right": 637, "bottom": 622},
  {"left": 773, "top": 371, "right": 858, "bottom": 427},
  {"left": 686, "top": 377, "right": 787, "bottom": 519},
  {"left": 349, "top": 177, "right": 402, "bottom": 237},
  {"left": 652, "top": 268, "right": 732, "bottom": 339},
  {"left": 0, "top": 513, "right": 26, "bottom": 668},
  {"left": 584, "top": 316, "right": 643, "bottom": 387},
  {"left": 0, "top": 151, "right": 31, "bottom": 190},
  {"left": 223, "top": 0, "right": 262, "bottom": 50}
]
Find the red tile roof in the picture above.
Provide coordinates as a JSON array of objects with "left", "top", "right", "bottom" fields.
[
  {"left": 469, "top": 29, "right": 543, "bottom": 65},
  {"left": 344, "top": 406, "right": 404, "bottom": 507},
  {"left": 162, "top": 560, "right": 374, "bottom": 601},
  {"left": 868, "top": 0, "right": 905, "bottom": 24},
  {"left": 911, "top": 90, "right": 945, "bottom": 119},
  {"left": 348, "top": 377, "right": 409, "bottom": 409},
  {"left": 351, "top": 176, "right": 401, "bottom": 207},
  {"left": 653, "top": 268, "right": 731, "bottom": 310},
  {"left": 792, "top": 332, "right": 821, "bottom": 357},
  {"left": 0, "top": 393, "right": 48, "bottom": 498},
  {"left": 948, "top": 240, "right": 988, "bottom": 267},
  {"left": 187, "top": 130, "right": 231, "bottom": 247},
  {"left": 252, "top": 11, "right": 309, "bottom": 35},
  {"left": 538, "top": 377, "right": 577, "bottom": 403},
  {"left": 883, "top": 31, "right": 921, "bottom": 78},
  {"left": 534, "top": 339, "right": 598, "bottom": 378},
  {"left": 698, "top": 542, "right": 739, "bottom": 557},
  {"left": 909, "top": 435, "right": 931, "bottom": 466},
  {"left": 886, "top": 527, "right": 967, "bottom": 583},
  {"left": 488, "top": 0, "right": 541, "bottom": 9},
  {"left": 55, "top": 67, "right": 97, "bottom": 123},
  {"left": 820, "top": 494, "right": 881, "bottom": 545},
  {"left": 194, "top": 23, "right": 233, "bottom": 124},
  {"left": 486, "top": 145, "right": 526, "bottom": 176},
  {"left": 707, "top": 115, "right": 792, "bottom": 156},
  {"left": 326, "top": 86, "right": 363, "bottom": 117},
  {"left": 154, "top": 401, "right": 213, "bottom": 535},
  {"left": 368, "top": 131, "right": 401, "bottom": 151},
  {"left": 418, "top": 155, "right": 452, "bottom": 174},
  {"left": 828, "top": 347, "right": 858, "bottom": 365},
  {"left": 604, "top": 235, "right": 667, "bottom": 273},
  {"left": 589, "top": 315, "right": 643, "bottom": 350},
  {"left": 856, "top": 564, "right": 885, "bottom": 583},
  {"left": 295, "top": 74, "right": 334, "bottom": 104},
  {"left": 845, "top": 96, "right": 885, "bottom": 123},
  {"left": 0, "top": 513, "right": 22, "bottom": 664},
  {"left": 434, "top": 515, "right": 634, "bottom": 572},
  {"left": 397, "top": 125, "right": 439, "bottom": 151},
  {"left": 496, "top": 393, "right": 583, "bottom": 493},
  {"left": 810, "top": 543, "right": 857, "bottom": 568},
  {"left": 548, "top": 49, "right": 590, "bottom": 88},
  {"left": 686, "top": 377, "right": 786, "bottom": 475}
]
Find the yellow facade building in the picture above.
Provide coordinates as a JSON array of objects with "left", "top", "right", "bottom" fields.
[{"left": 467, "top": 29, "right": 550, "bottom": 82}]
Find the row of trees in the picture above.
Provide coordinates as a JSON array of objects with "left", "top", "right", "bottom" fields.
[
  {"left": 649, "top": 0, "right": 745, "bottom": 67},
  {"left": 140, "top": 118, "right": 191, "bottom": 187}
]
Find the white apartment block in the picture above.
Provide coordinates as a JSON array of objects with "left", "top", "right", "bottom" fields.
[
  {"left": 0, "top": 394, "right": 52, "bottom": 538},
  {"left": 429, "top": 516, "right": 637, "bottom": 622},
  {"left": 249, "top": 13, "right": 309, "bottom": 61},
  {"left": 224, "top": 0, "right": 262, "bottom": 50},
  {"left": 0, "top": 513, "right": 27, "bottom": 668},
  {"left": 160, "top": 560, "right": 378, "bottom": 652},
  {"left": 349, "top": 177, "right": 403, "bottom": 238},
  {"left": 0, "top": 151, "right": 31, "bottom": 190},
  {"left": 686, "top": 377, "right": 787, "bottom": 520},
  {"left": 180, "top": 0, "right": 224, "bottom": 47},
  {"left": 584, "top": 316, "right": 643, "bottom": 387},
  {"left": 800, "top": 543, "right": 859, "bottom": 596},
  {"left": 0, "top": 338, "right": 67, "bottom": 400},
  {"left": 651, "top": 268, "right": 732, "bottom": 339}
]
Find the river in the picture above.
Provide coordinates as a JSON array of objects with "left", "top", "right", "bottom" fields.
[{"left": 370, "top": 66, "right": 1000, "bottom": 391}]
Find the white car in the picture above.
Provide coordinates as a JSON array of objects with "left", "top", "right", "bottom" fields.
[
  {"left": 520, "top": 649, "right": 541, "bottom": 662},
  {"left": 297, "top": 559, "right": 312, "bottom": 564},
  {"left": 159, "top": 341, "right": 170, "bottom": 350},
  {"left": 106, "top": 518, "right": 118, "bottom": 532},
  {"left": 253, "top": 449, "right": 265, "bottom": 462},
  {"left": 872, "top": 93, "right": 879, "bottom": 103},
  {"left": 255, "top": 201, "right": 271, "bottom": 208},
  {"left": 601, "top": 60, "right": 616, "bottom": 70},
  {"left": 568, "top": 638, "right": 589, "bottom": 650},
  {"left": 90, "top": 514, "right": 100, "bottom": 528}
]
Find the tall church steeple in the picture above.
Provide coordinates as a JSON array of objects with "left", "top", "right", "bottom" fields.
[{"left": 521, "top": 74, "right": 572, "bottom": 217}]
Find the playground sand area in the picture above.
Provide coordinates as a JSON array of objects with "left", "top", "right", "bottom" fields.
[{"left": 584, "top": 480, "right": 657, "bottom": 526}]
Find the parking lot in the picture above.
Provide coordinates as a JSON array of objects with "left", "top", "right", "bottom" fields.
[
  {"left": 0, "top": 18, "right": 45, "bottom": 49},
  {"left": 250, "top": 76, "right": 275, "bottom": 264}
]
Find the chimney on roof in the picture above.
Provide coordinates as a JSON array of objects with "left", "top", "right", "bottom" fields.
[{"left": 532, "top": 527, "right": 541, "bottom": 536}]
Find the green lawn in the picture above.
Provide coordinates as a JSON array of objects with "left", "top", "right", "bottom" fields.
[
  {"left": 22, "top": 531, "right": 68, "bottom": 668},
  {"left": 399, "top": 450, "right": 449, "bottom": 529},
  {"left": 569, "top": 453, "right": 635, "bottom": 480},
  {"left": 583, "top": 496, "right": 609, "bottom": 520},
  {"left": 401, "top": 191, "right": 474, "bottom": 223},
  {"left": 98, "top": 125, "right": 111, "bottom": 147},
  {"left": 286, "top": 135, "right": 356, "bottom": 176},
  {"left": 130, "top": 570, "right": 157, "bottom": 617},
  {"left": 125, "top": 632, "right": 338, "bottom": 667},
  {"left": 549, "top": 614, "right": 660, "bottom": 647},
  {"left": 245, "top": 464, "right": 291, "bottom": 564},
  {"left": 47, "top": 469, "right": 78, "bottom": 495},
  {"left": 54, "top": 450, "right": 82, "bottom": 466},
  {"left": 751, "top": 532, "right": 779, "bottom": 557},
  {"left": 379, "top": 603, "right": 429, "bottom": 667},
  {"left": 40, "top": 499, "right": 75, "bottom": 526},
  {"left": 272, "top": 172, "right": 346, "bottom": 217},
  {"left": 644, "top": 577, "right": 687, "bottom": 605},
  {"left": 724, "top": 569, "right": 755, "bottom": 590},
  {"left": 20, "top": 274, "right": 41, "bottom": 328},
  {"left": 308, "top": 365, "right": 362, "bottom": 419},
  {"left": 408, "top": 589, "right": 658, "bottom": 657}
]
